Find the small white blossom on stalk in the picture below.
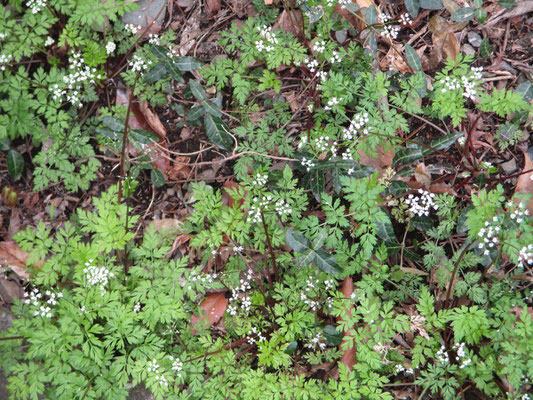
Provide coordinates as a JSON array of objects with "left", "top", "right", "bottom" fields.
[
  {"left": 233, "top": 245, "right": 244, "bottom": 253},
  {"left": 252, "top": 173, "right": 268, "bottom": 186},
  {"left": 26, "top": 0, "right": 46, "bottom": 14},
  {"left": 275, "top": 199, "right": 292, "bottom": 216},
  {"left": 248, "top": 195, "right": 271, "bottom": 223},
  {"left": 313, "top": 39, "right": 326, "bottom": 54},
  {"left": 457, "top": 136, "right": 466, "bottom": 146},
  {"left": 147, "top": 359, "right": 160, "bottom": 373},
  {"left": 298, "top": 136, "right": 308, "bottom": 149},
  {"left": 24, "top": 288, "right": 62, "bottom": 318},
  {"left": 341, "top": 148, "right": 354, "bottom": 160},
  {"left": 477, "top": 215, "right": 502, "bottom": 256},
  {"left": 440, "top": 76, "right": 461, "bottom": 93},
  {"left": 338, "top": 0, "right": 352, "bottom": 9},
  {"left": 330, "top": 51, "right": 341, "bottom": 64},
  {"left": 0, "top": 54, "right": 12, "bottom": 71},
  {"left": 44, "top": 36, "right": 54, "bottom": 47},
  {"left": 84, "top": 260, "right": 114, "bottom": 295},
  {"left": 227, "top": 269, "right": 254, "bottom": 315},
  {"left": 509, "top": 202, "right": 529, "bottom": 224},
  {"left": 435, "top": 345, "right": 449, "bottom": 364},
  {"left": 316, "top": 70, "right": 328, "bottom": 82},
  {"left": 256, "top": 25, "right": 278, "bottom": 53},
  {"left": 247, "top": 327, "right": 266, "bottom": 344},
  {"left": 324, "top": 97, "right": 341, "bottom": 111},
  {"left": 148, "top": 34, "right": 160, "bottom": 45},
  {"left": 168, "top": 356, "right": 183, "bottom": 378},
  {"left": 381, "top": 24, "right": 400, "bottom": 40},
  {"left": 305, "top": 57, "right": 319, "bottom": 73},
  {"left": 155, "top": 374, "right": 168, "bottom": 387},
  {"left": 307, "top": 332, "right": 326, "bottom": 350},
  {"left": 342, "top": 112, "right": 370, "bottom": 140},
  {"left": 517, "top": 244, "right": 533, "bottom": 268},
  {"left": 405, "top": 189, "right": 438, "bottom": 217},
  {"left": 106, "top": 41, "right": 116, "bottom": 55},
  {"left": 0, "top": 33, "right": 6, "bottom": 40},
  {"left": 301, "top": 157, "right": 316, "bottom": 172},
  {"left": 314, "top": 136, "right": 330, "bottom": 152},
  {"left": 399, "top": 12, "right": 413, "bottom": 26},
  {"left": 453, "top": 342, "right": 471, "bottom": 369},
  {"left": 129, "top": 54, "right": 152, "bottom": 72},
  {"left": 133, "top": 302, "right": 141, "bottom": 313},
  {"left": 125, "top": 24, "right": 141, "bottom": 35}
]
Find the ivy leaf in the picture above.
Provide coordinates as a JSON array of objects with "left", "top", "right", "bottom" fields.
[
  {"left": 313, "top": 250, "right": 342, "bottom": 274},
  {"left": 323, "top": 325, "right": 343, "bottom": 346},
  {"left": 498, "top": 0, "right": 517, "bottom": 7},
  {"left": 451, "top": 7, "right": 475, "bottom": 22},
  {"left": 151, "top": 169, "right": 165, "bottom": 188},
  {"left": 393, "top": 145, "right": 423, "bottom": 166},
  {"left": 286, "top": 229, "right": 311, "bottom": 253},
  {"left": 174, "top": 56, "right": 202, "bottom": 71},
  {"left": 405, "top": 44, "right": 422, "bottom": 71},
  {"left": 189, "top": 79, "right": 207, "bottom": 101},
  {"left": 7, "top": 149, "right": 24, "bottom": 180},
  {"left": 204, "top": 114, "right": 233, "bottom": 151},
  {"left": 144, "top": 63, "right": 167, "bottom": 84},
  {"left": 405, "top": 0, "right": 420, "bottom": 18},
  {"left": 420, "top": 0, "right": 443, "bottom": 9},
  {"left": 479, "top": 38, "right": 492, "bottom": 59}
]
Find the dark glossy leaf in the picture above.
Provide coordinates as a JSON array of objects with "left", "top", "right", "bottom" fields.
[
  {"left": 313, "top": 250, "right": 342, "bottom": 274},
  {"left": 420, "top": 0, "right": 443, "bottom": 9},
  {"left": 393, "top": 145, "right": 423, "bottom": 166},
  {"left": 0, "top": 137, "right": 9, "bottom": 151},
  {"left": 388, "top": 181, "right": 408, "bottom": 196},
  {"left": 102, "top": 116, "right": 124, "bottom": 132},
  {"left": 186, "top": 105, "right": 206, "bottom": 122},
  {"left": 374, "top": 210, "right": 396, "bottom": 242},
  {"left": 364, "top": 32, "right": 377, "bottom": 57},
  {"left": 312, "top": 159, "right": 376, "bottom": 179},
  {"left": 300, "top": 2, "right": 324, "bottom": 23},
  {"left": 151, "top": 45, "right": 168, "bottom": 60},
  {"left": 202, "top": 100, "right": 222, "bottom": 117},
  {"left": 344, "top": 2, "right": 360, "bottom": 13},
  {"left": 312, "top": 229, "right": 328, "bottom": 249},
  {"left": 517, "top": 81, "right": 533, "bottom": 103},
  {"left": 424, "top": 131, "right": 463, "bottom": 154},
  {"left": 410, "top": 215, "right": 434, "bottom": 232},
  {"left": 286, "top": 229, "right": 311, "bottom": 253},
  {"left": 304, "top": 169, "right": 325, "bottom": 202},
  {"left": 204, "top": 114, "right": 233, "bottom": 151},
  {"left": 405, "top": 44, "right": 422, "bottom": 71},
  {"left": 7, "top": 150, "right": 24, "bottom": 180},
  {"left": 144, "top": 63, "right": 167, "bottom": 84},
  {"left": 151, "top": 169, "right": 165, "bottom": 188},
  {"left": 365, "top": 5, "right": 378, "bottom": 24},
  {"left": 174, "top": 56, "right": 202, "bottom": 71},
  {"left": 479, "top": 38, "right": 492, "bottom": 59},
  {"left": 474, "top": 8, "right": 486, "bottom": 22},
  {"left": 405, "top": 0, "right": 420, "bottom": 18},
  {"left": 284, "top": 342, "right": 298, "bottom": 354},
  {"left": 323, "top": 325, "right": 343, "bottom": 346},
  {"left": 498, "top": 0, "right": 517, "bottom": 7},
  {"left": 164, "top": 61, "right": 185, "bottom": 83},
  {"left": 451, "top": 7, "right": 475, "bottom": 22},
  {"left": 130, "top": 129, "right": 158, "bottom": 144},
  {"left": 189, "top": 79, "right": 207, "bottom": 101},
  {"left": 96, "top": 127, "right": 121, "bottom": 141},
  {"left": 456, "top": 205, "right": 474, "bottom": 234}
]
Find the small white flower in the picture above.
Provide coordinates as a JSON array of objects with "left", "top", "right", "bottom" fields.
[
  {"left": 44, "top": 36, "right": 54, "bottom": 47},
  {"left": 106, "top": 41, "right": 116, "bottom": 55}
]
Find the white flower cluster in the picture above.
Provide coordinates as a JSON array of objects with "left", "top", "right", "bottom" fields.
[
  {"left": 133, "top": 302, "right": 141, "bottom": 313},
  {"left": 125, "top": 24, "right": 141, "bottom": 35},
  {"left": 508, "top": 201, "right": 530, "bottom": 224},
  {"left": 329, "top": 51, "right": 341, "bottom": 64},
  {"left": 189, "top": 272, "right": 218, "bottom": 286},
  {"left": 49, "top": 52, "right": 103, "bottom": 108},
  {"left": 0, "top": 53, "right": 12, "bottom": 71},
  {"left": 84, "top": 260, "right": 114, "bottom": 294},
  {"left": 247, "top": 326, "right": 266, "bottom": 344},
  {"left": 405, "top": 189, "right": 438, "bottom": 217},
  {"left": 457, "top": 136, "right": 466, "bottom": 146},
  {"left": 454, "top": 342, "right": 471, "bottom": 369},
  {"left": 305, "top": 57, "right": 319, "bottom": 73},
  {"left": 148, "top": 34, "right": 160, "bottom": 45},
  {"left": 517, "top": 244, "right": 533, "bottom": 269},
  {"left": 324, "top": 96, "right": 342, "bottom": 111},
  {"left": 440, "top": 76, "right": 461, "bottom": 93},
  {"left": 168, "top": 355, "right": 183, "bottom": 378},
  {"left": 399, "top": 12, "right": 413, "bottom": 26},
  {"left": 301, "top": 157, "right": 316, "bottom": 172},
  {"left": 395, "top": 364, "right": 414, "bottom": 375},
  {"left": 298, "top": 136, "right": 308, "bottom": 149},
  {"left": 106, "top": 41, "right": 116, "bottom": 55},
  {"left": 0, "top": 33, "right": 6, "bottom": 40},
  {"left": 435, "top": 344, "right": 449, "bottom": 364},
  {"left": 338, "top": 0, "right": 352, "bottom": 9},
  {"left": 252, "top": 173, "right": 268, "bottom": 186},
  {"left": 341, "top": 147, "right": 354, "bottom": 160},
  {"left": 440, "top": 67, "right": 483, "bottom": 100},
  {"left": 233, "top": 245, "right": 244, "bottom": 253},
  {"left": 24, "top": 288, "right": 63, "bottom": 318},
  {"left": 26, "top": 0, "right": 46, "bottom": 14},
  {"left": 342, "top": 112, "right": 370, "bottom": 140},
  {"left": 313, "top": 39, "right": 326, "bottom": 53},
  {"left": 247, "top": 195, "right": 270, "bottom": 223},
  {"left": 129, "top": 54, "right": 153, "bottom": 73},
  {"left": 477, "top": 216, "right": 501, "bottom": 256},
  {"left": 147, "top": 359, "right": 168, "bottom": 387},
  {"left": 274, "top": 199, "right": 292, "bottom": 216},
  {"left": 44, "top": 36, "right": 54, "bottom": 47},
  {"left": 256, "top": 25, "right": 278, "bottom": 53},
  {"left": 324, "top": 279, "right": 335, "bottom": 290},
  {"left": 307, "top": 332, "right": 326, "bottom": 350},
  {"left": 227, "top": 269, "right": 253, "bottom": 316},
  {"left": 314, "top": 136, "right": 331, "bottom": 152},
  {"left": 300, "top": 278, "right": 323, "bottom": 311},
  {"left": 379, "top": 14, "right": 400, "bottom": 40}
]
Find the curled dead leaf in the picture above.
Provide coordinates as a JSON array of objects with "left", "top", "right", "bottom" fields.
[
  {"left": 338, "top": 277, "right": 356, "bottom": 372},
  {"left": 191, "top": 292, "right": 228, "bottom": 334},
  {"left": 515, "top": 148, "right": 533, "bottom": 214},
  {"left": 0, "top": 240, "right": 36, "bottom": 280}
]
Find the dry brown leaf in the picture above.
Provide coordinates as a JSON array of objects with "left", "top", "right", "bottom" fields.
[
  {"left": 515, "top": 148, "right": 533, "bottom": 214},
  {"left": 379, "top": 45, "right": 410, "bottom": 73},
  {"left": 273, "top": 10, "right": 304, "bottom": 38},
  {"left": 168, "top": 157, "right": 192, "bottom": 181},
  {"left": 414, "top": 163, "right": 431, "bottom": 188},
  {"left": 358, "top": 143, "right": 394, "bottom": 171},
  {"left": 0, "top": 241, "right": 33, "bottom": 280},
  {"left": 0, "top": 278, "right": 23, "bottom": 303},
  {"left": 139, "top": 102, "right": 167, "bottom": 141},
  {"left": 206, "top": 0, "right": 221, "bottom": 16},
  {"left": 149, "top": 218, "right": 184, "bottom": 233},
  {"left": 191, "top": 292, "right": 228, "bottom": 334},
  {"left": 338, "top": 277, "right": 356, "bottom": 372},
  {"left": 429, "top": 15, "right": 460, "bottom": 62},
  {"left": 485, "top": 0, "right": 533, "bottom": 27}
]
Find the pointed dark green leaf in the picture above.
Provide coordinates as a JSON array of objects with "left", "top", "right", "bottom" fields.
[
  {"left": 144, "top": 63, "right": 168, "bottom": 84},
  {"left": 96, "top": 127, "right": 121, "bottom": 141},
  {"left": 151, "top": 45, "right": 168, "bottom": 60},
  {"left": 130, "top": 129, "right": 158, "bottom": 144},
  {"left": 164, "top": 61, "right": 185, "bottom": 83},
  {"left": 479, "top": 38, "right": 492, "bottom": 59},
  {"left": 420, "top": 0, "right": 443, "bottom": 9},
  {"left": 286, "top": 229, "right": 311, "bottom": 253},
  {"left": 204, "top": 114, "right": 233, "bottom": 151},
  {"left": 174, "top": 56, "right": 202, "bottom": 71},
  {"left": 451, "top": 7, "right": 475, "bottom": 22},
  {"left": 102, "top": 116, "right": 124, "bottom": 132},
  {"left": 374, "top": 210, "right": 396, "bottom": 242},
  {"left": 202, "top": 100, "right": 222, "bottom": 117},
  {"left": 151, "top": 169, "right": 165, "bottom": 188},
  {"left": 304, "top": 169, "right": 325, "bottom": 202},
  {"left": 410, "top": 215, "right": 434, "bottom": 232},
  {"left": 393, "top": 145, "right": 423, "bottom": 166},
  {"left": 388, "top": 181, "right": 408, "bottom": 196},
  {"left": 344, "top": 3, "right": 360, "bottom": 13},
  {"left": 405, "top": 44, "right": 422, "bottom": 72},
  {"left": 312, "top": 229, "right": 328, "bottom": 249},
  {"left": 364, "top": 32, "right": 377, "bottom": 58},
  {"left": 405, "top": 0, "right": 419, "bottom": 18},
  {"left": 186, "top": 105, "right": 205, "bottom": 122},
  {"left": 474, "top": 8, "right": 487, "bottom": 22},
  {"left": 189, "top": 79, "right": 207, "bottom": 101},
  {"left": 498, "top": 0, "right": 517, "bottom": 8},
  {"left": 313, "top": 250, "right": 342, "bottom": 274},
  {"left": 300, "top": 2, "right": 324, "bottom": 23},
  {"left": 296, "top": 250, "right": 316, "bottom": 268},
  {"left": 7, "top": 149, "right": 24, "bottom": 180},
  {"left": 323, "top": 325, "right": 343, "bottom": 346},
  {"left": 284, "top": 342, "right": 298, "bottom": 354},
  {"left": 424, "top": 131, "right": 464, "bottom": 155},
  {"left": 365, "top": 5, "right": 378, "bottom": 24},
  {"left": 0, "top": 137, "right": 9, "bottom": 151}
]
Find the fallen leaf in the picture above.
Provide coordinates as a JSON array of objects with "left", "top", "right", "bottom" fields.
[
  {"left": 358, "top": 143, "right": 394, "bottom": 171},
  {"left": 337, "top": 277, "right": 356, "bottom": 372},
  {"left": 515, "top": 147, "right": 533, "bottom": 214},
  {"left": 149, "top": 218, "right": 184, "bottom": 233},
  {"left": 273, "top": 10, "right": 304, "bottom": 38},
  {"left": 0, "top": 278, "right": 23, "bottom": 303},
  {"left": 223, "top": 180, "right": 246, "bottom": 208},
  {"left": 191, "top": 292, "right": 228, "bottom": 334},
  {"left": 139, "top": 102, "right": 167, "bottom": 141},
  {"left": 206, "top": 0, "right": 221, "bottom": 16},
  {"left": 379, "top": 45, "right": 410, "bottom": 73},
  {"left": 485, "top": 0, "right": 533, "bottom": 27},
  {"left": 168, "top": 157, "right": 192, "bottom": 181},
  {"left": 0, "top": 241, "right": 33, "bottom": 280},
  {"left": 429, "top": 15, "right": 460, "bottom": 62},
  {"left": 414, "top": 163, "right": 431, "bottom": 188}
]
